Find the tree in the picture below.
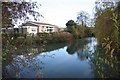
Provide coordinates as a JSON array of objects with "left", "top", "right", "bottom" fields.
[
  {"left": 88, "top": 18, "right": 95, "bottom": 27},
  {"left": 76, "top": 11, "right": 89, "bottom": 27},
  {"left": 2, "top": 1, "right": 42, "bottom": 28},
  {"left": 94, "top": 1, "right": 120, "bottom": 55},
  {"left": 94, "top": 1, "right": 116, "bottom": 19},
  {"left": 66, "top": 20, "right": 76, "bottom": 33}
]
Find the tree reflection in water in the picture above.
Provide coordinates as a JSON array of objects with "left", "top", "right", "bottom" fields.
[
  {"left": 3, "top": 43, "right": 66, "bottom": 78},
  {"left": 66, "top": 37, "right": 97, "bottom": 61},
  {"left": 66, "top": 37, "right": 120, "bottom": 78},
  {"left": 3, "top": 53, "right": 44, "bottom": 78},
  {"left": 3, "top": 37, "right": 120, "bottom": 78},
  {"left": 66, "top": 38, "right": 88, "bottom": 55}
]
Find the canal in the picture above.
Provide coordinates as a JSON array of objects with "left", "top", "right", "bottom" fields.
[{"left": 2, "top": 37, "right": 119, "bottom": 78}]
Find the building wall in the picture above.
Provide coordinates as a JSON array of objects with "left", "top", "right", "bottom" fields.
[
  {"left": 22, "top": 22, "right": 59, "bottom": 34},
  {"left": 1, "top": 25, "right": 59, "bottom": 35},
  {"left": 53, "top": 27, "right": 59, "bottom": 32},
  {"left": 38, "top": 25, "right": 46, "bottom": 33},
  {"left": 59, "top": 28, "right": 66, "bottom": 32},
  {"left": 38, "top": 24, "right": 59, "bottom": 33},
  {"left": 22, "top": 26, "right": 38, "bottom": 34}
]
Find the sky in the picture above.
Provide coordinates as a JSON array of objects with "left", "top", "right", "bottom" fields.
[{"left": 31, "top": 0, "right": 96, "bottom": 28}]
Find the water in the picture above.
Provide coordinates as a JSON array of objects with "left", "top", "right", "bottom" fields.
[{"left": 3, "top": 37, "right": 119, "bottom": 78}]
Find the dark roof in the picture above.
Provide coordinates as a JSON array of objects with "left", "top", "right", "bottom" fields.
[
  {"left": 21, "top": 21, "right": 59, "bottom": 28},
  {"left": 27, "top": 21, "right": 59, "bottom": 27},
  {"left": 22, "top": 22, "right": 39, "bottom": 27}
]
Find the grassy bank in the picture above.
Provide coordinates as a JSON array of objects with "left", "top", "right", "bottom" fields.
[
  {"left": 2, "top": 32, "right": 73, "bottom": 47},
  {"left": 2, "top": 32, "right": 73, "bottom": 60}
]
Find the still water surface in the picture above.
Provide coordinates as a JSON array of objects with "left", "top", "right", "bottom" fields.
[{"left": 3, "top": 37, "right": 99, "bottom": 78}]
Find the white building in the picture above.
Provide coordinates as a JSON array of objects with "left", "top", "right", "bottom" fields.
[
  {"left": 1, "top": 21, "right": 59, "bottom": 35},
  {"left": 21, "top": 21, "right": 59, "bottom": 34}
]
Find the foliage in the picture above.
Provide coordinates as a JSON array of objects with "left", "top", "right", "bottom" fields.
[
  {"left": 70, "top": 26, "right": 80, "bottom": 39},
  {"left": 95, "top": 8, "right": 114, "bottom": 43},
  {"left": 84, "top": 27, "right": 94, "bottom": 37},
  {"left": 2, "top": 1, "right": 42, "bottom": 28},
  {"left": 66, "top": 20, "right": 77, "bottom": 33},
  {"left": 2, "top": 32, "right": 73, "bottom": 63},
  {"left": 66, "top": 21, "right": 94, "bottom": 39},
  {"left": 88, "top": 2, "right": 120, "bottom": 78},
  {"left": 89, "top": 47, "right": 120, "bottom": 78},
  {"left": 93, "top": 2, "right": 120, "bottom": 77},
  {"left": 112, "top": 6, "right": 120, "bottom": 52},
  {"left": 91, "top": 1, "right": 120, "bottom": 78},
  {"left": 41, "top": 32, "right": 73, "bottom": 43},
  {"left": 94, "top": 1, "right": 120, "bottom": 55},
  {"left": 66, "top": 11, "right": 94, "bottom": 39},
  {"left": 2, "top": 32, "right": 73, "bottom": 46}
]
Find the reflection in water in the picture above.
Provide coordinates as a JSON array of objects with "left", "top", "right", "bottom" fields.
[
  {"left": 2, "top": 37, "right": 120, "bottom": 78},
  {"left": 77, "top": 38, "right": 97, "bottom": 61},
  {"left": 66, "top": 38, "right": 88, "bottom": 55},
  {"left": 3, "top": 55, "right": 44, "bottom": 78},
  {"left": 89, "top": 48, "right": 120, "bottom": 78},
  {"left": 3, "top": 43, "right": 66, "bottom": 78},
  {"left": 66, "top": 37, "right": 97, "bottom": 61}
]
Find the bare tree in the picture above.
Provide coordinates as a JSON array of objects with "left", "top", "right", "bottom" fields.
[{"left": 76, "top": 11, "right": 89, "bottom": 27}]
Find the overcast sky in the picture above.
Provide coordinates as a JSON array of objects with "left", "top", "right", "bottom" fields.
[{"left": 31, "top": 0, "right": 96, "bottom": 28}]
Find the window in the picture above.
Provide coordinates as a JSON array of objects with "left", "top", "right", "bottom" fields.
[
  {"left": 47, "top": 29, "right": 53, "bottom": 32},
  {"left": 32, "top": 29, "right": 35, "bottom": 31},
  {"left": 31, "top": 29, "right": 36, "bottom": 32},
  {"left": 14, "top": 28, "right": 19, "bottom": 33},
  {"left": 2, "top": 30, "right": 5, "bottom": 33}
]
